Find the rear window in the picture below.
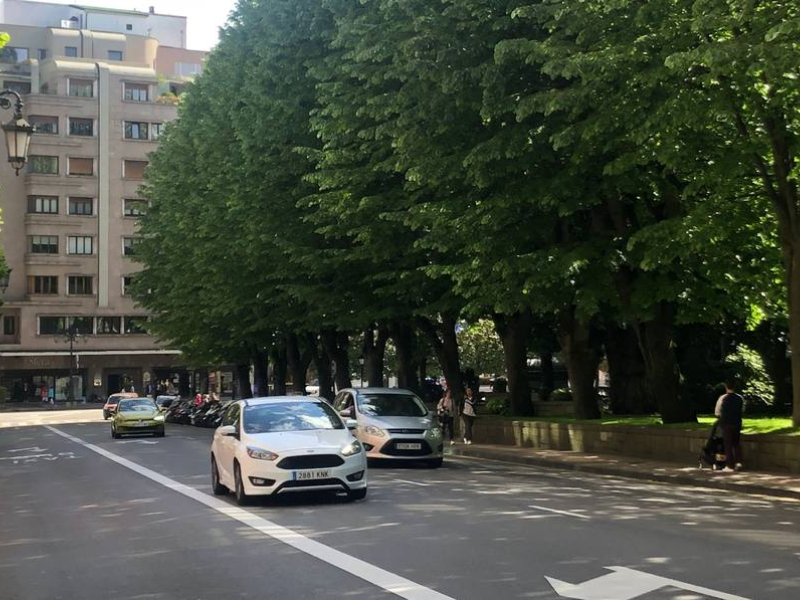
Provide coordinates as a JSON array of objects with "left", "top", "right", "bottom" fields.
[
  {"left": 243, "top": 402, "right": 344, "bottom": 434},
  {"left": 357, "top": 393, "right": 427, "bottom": 417}
]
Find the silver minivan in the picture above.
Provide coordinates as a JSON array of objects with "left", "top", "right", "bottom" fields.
[{"left": 333, "top": 388, "right": 444, "bottom": 467}]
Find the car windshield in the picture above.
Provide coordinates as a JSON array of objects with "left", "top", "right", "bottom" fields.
[
  {"left": 357, "top": 393, "right": 427, "bottom": 417},
  {"left": 243, "top": 402, "right": 344, "bottom": 434},
  {"left": 118, "top": 399, "right": 157, "bottom": 412}
]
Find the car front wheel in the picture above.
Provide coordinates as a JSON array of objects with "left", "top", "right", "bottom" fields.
[
  {"left": 111, "top": 426, "right": 120, "bottom": 439},
  {"left": 234, "top": 462, "right": 249, "bottom": 506},
  {"left": 211, "top": 455, "right": 228, "bottom": 496},
  {"left": 348, "top": 487, "right": 368, "bottom": 501}
]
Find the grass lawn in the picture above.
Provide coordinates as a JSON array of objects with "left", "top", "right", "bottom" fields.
[{"left": 492, "top": 414, "right": 800, "bottom": 435}]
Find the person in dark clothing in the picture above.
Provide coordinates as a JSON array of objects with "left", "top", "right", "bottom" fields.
[{"left": 715, "top": 380, "right": 744, "bottom": 471}]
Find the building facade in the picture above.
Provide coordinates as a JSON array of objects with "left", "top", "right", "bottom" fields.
[{"left": 0, "top": 0, "right": 206, "bottom": 402}]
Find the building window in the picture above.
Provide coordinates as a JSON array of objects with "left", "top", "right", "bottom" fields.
[
  {"left": 68, "top": 236, "right": 93, "bottom": 255},
  {"left": 68, "top": 79, "right": 93, "bottom": 97},
  {"left": 65, "top": 47, "right": 78, "bottom": 58},
  {"left": 0, "top": 47, "right": 29, "bottom": 63},
  {"left": 27, "top": 155, "right": 59, "bottom": 174},
  {"left": 96, "top": 316, "right": 122, "bottom": 335},
  {"left": 108, "top": 50, "right": 123, "bottom": 61},
  {"left": 68, "top": 157, "right": 94, "bottom": 176},
  {"left": 29, "top": 116, "right": 58, "bottom": 135},
  {"left": 175, "top": 62, "right": 202, "bottom": 77},
  {"left": 122, "top": 275, "right": 133, "bottom": 296},
  {"left": 123, "top": 160, "right": 147, "bottom": 180},
  {"left": 38, "top": 316, "right": 65, "bottom": 335},
  {"left": 124, "top": 121, "right": 149, "bottom": 140},
  {"left": 30, "top": 235, "right": 58, "bottom": 254},
  {"left": 123, "top": 199, "right": 147, "bottom": 217},
  {"left": 68, "top": 276, "right": 93, "bottom": 295},
  {"left": 28, "top": 196, "right": 59, "bottom": 214},
  {"left": 122, "top": 237, "right": 137, "bottom": 256},
  {"left": 150, "top": 123, "right": 163, "bottom": 140},
  {"left": 38, "top": 49, "right": 47, "bottom": 60},
  {"left": 126, "top": 24, "right": 133, "bottom": 31},
  {"left": 68, "top": 197, "right": 93, "bottom": 216},
  {"left": 3, "top": 316, "right": 16, "bottom": 336},
  {"left": 28, "top": 276, "right": 58, "bottom": 295},
  {"left": 3, "top": 81, "right": 31, "bottom": 95},
  {"left": 124, "top": 83, "right": 149, "bottom": 102},
  {"left": 124, "top": 316, "right": 147, "bottom": 334},
  {"left": 69, "top": 118, "right": 93, "bottom": 136}
]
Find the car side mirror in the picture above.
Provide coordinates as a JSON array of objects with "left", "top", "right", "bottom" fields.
[
  {"left": 345, "top": 419, "right": 358, "bottom": 430},
  {"left": 339, "top": 407, "right": 353, "bottom": 418},
  {"left": 218, "top": 425, "right": 237, "bottom": 437}
]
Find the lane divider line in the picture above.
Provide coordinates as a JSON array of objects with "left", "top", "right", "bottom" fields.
[
  {"left": 528, "top": 504, "right": 592, "bottom": 520},
  {"left": 45, "top": 425, "right": 453, "bottom": 600}
]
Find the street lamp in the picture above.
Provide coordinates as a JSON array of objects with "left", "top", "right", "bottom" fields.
[
  {"left": 58, "top": 321, "right": 86, "bottom": 403},
  {"left": 0, "top": 89, "right": 34, "bottom": 175},
  {"left": 358, "top": 355, "right": 365, "bottom": 388}
]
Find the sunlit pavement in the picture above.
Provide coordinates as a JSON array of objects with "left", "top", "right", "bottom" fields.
[{"left": 2, "top": 415, "right": 800, "bottom": 599}]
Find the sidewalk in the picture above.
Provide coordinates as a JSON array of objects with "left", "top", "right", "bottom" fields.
[
  {"left": 0, "top": 402, "right": 103, "bottom": 413},
  {"left": 447, "top": 443, "right": 800, "bottom": 501}
]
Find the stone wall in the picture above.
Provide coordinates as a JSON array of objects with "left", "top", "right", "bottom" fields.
[{"left": 473, "top": 417, "right": 800, "bottom": 474}]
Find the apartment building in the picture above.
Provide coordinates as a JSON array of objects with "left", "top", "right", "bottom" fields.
[{"left": 0, "top": 0, "right": 206, "bottom": 401}]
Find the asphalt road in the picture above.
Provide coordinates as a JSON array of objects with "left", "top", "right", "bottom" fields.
[{"left": 2, "top": 409, "right": 800, "bottom": 600}]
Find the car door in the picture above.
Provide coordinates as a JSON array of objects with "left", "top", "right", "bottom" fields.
[{"left": 215, "top": 403, "right": 240, "bottom": 486}]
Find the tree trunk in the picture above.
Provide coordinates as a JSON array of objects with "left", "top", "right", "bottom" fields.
[
  {"left": 493, "top": 310, "right": 534, "bottom": 416},
  {"left": 321, "top": 329, "right": 352, "bottom": 391},
  {"left": 390, "top": 321, "right": 421, "bottom": 394},
  {"left": 236, "top": 363, "right": 253, "bottom": 399},
  {"left": 419, "top": 356, "right": 427, "bottom": 384},
  {"left": 604, "top": 323, "right": 654, "bottom": 414},
  {"left": 558, "top": 309, "right": 600, "bottom": 419},
  {"left": 307, "top": 333, "right": 334, "bottom": 401},
  {"left": 286, "top": 333, "right": 311, "bottom": 395},
  {"left": 252, "top": 349, "right": 269, "bottom": 397},
  {"left": 633, "top": 303, "right": 692, "bottom": 423},
  {"left": 362, "top": 326, "right": 389, "bottom": 387},
  {"left": 789, "top": 244, "right": 800, "bottom": 426},
  {"left": 540, "top": 352, "right": 554, "bottom": 401},
  {"left": 419, "top": 314, "right": 464, "bottom": 407},
  {"left": 270, "top": 343, "right": 288, "bottom": 396}
]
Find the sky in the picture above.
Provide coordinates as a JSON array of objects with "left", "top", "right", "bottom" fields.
[{"left": 24, "top": 0, "right": 238, "bottom": 50}]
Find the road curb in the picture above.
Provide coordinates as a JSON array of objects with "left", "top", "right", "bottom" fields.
[{"left": 447, "top": 446, "right": 800, "bottom": 502}]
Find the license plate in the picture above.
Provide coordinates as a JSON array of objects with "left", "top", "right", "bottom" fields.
[
  {"left": 293, "top": 470, "right": 331, "bottom": 481},
  {"left": 132, "top": 421, "right": 149, "bottom": 427},
  {"left": 396, "top": 443, "right": 422, "bottom": 450}
]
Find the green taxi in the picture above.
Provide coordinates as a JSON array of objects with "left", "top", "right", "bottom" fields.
[{"left": 111, "top": 397, "right": 166, "bottom": 439}]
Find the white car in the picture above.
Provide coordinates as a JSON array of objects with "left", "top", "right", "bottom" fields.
[
  {"left": 333, "top": 388, "right": 444, "bottom": 467},
  {"left": 210, "top": 396, "right": 368, "bottom": 505}
]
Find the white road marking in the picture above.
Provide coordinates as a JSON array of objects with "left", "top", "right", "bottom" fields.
[
  {"left": 7, "top": 446, "right": 47, "bottom": 453},
  {"left": 45, "top": 426, "right": 453, "bottom": 600},
  {"left": 529, "top": 504, "right": 591, "bottom": 520},
  {"left": 546, "top": 566, "right": 749, "bottom": 599},
  {"left": 392, "top": 478, "right": 431, "bottom": 487}
]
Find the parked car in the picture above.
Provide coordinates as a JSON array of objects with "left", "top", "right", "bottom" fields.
[
  {"left": 111, "top": 397, "right": 166, "bottom": 439},
  {"left": 102, "top": 392, "right": 139, "bottom": 420},
  {"left": 210, "top": 396, "right": 368, "bottom": 505},
  {"left": 332, "top": 388, "right": 443, "bottom": 468}
]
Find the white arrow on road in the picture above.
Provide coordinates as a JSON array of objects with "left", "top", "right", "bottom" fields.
[
  {"left": 546, "top": 566, "right": 749, "bottom": 600},
  {"left": 6, "top": 446, "right": 47, "bottom": 453},
  {"left": 114, "top": 440, "right": 159, "bottom": 445}
]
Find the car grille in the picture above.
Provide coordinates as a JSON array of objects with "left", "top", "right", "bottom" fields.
[
  {"left": 278, "top": 478, "right": 345, "bottom": 491},
  {"left": 381, "top": 439, "right": 433, "bottom": 457},
  {"left": 387, "top": 428, "right": 425, "bottom": 434},
  {"left": 276, "top": 455, "right": 345, "bottom": 470}
]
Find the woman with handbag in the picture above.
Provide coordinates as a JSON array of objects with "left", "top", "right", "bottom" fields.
[
  {"left": 437, "top": 389, "right": 456, "bottom": 445},
  {"left": 462, "top": 387, "right": 477, "bottom": 445}
]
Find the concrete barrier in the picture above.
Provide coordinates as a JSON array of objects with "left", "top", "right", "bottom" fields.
[{"left": 473, "top": 417, "right": 800, "bottom": 474}]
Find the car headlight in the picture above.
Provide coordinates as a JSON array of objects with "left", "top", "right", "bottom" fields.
[
  {"left": 154, "top": 415, "right": 165, "bottom": 422},
  {"left": 362, "top": 425, "right": 385, "bottom": 438},
  {"left": 428, "top": 427, "right": 442, "bottom": 438},
  {"left": 246, "top": 446, "right": 279, "bottom": 461},
  {"left": 341, "top": 440, "right": 363, "bottom": 456}
]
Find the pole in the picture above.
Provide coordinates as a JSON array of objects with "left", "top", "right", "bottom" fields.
[{"left": 68, "top": 326, "right": 75, "bottom": 403}]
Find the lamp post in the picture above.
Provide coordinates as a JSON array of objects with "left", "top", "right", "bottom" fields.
[
  {"left": 358, "top": 355, "right": 365, "bottom": 388},
  {"left": 59, "top": 321, "right": 86, "bottom": 403},
  {"left": 0, "top": 268, "right": 10, "bottom": 295},
  {"left": 0, "top": 89, "right": 34, "bottom": 175}
]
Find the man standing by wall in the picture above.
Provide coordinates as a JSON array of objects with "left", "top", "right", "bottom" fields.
[{"left": 715, "top": 380, "right": 744, "bottom": 472}]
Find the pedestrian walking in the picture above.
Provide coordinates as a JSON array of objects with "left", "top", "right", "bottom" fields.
[
  {"left": 437, "top": 389, "right": 456, "bottom": 445},
  {"left": 715, "top": 379, "right": 744, "bottom": 472},
  {"left": 462, "top": 387, "right": 477, "bottom": 445}
]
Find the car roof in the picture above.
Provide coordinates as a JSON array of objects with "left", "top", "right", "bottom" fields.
[
  {"left": 118, "top": 397, "right": 154, "bottom": 403},
  {"left": 108, "top": 392, "right": 139, "bottom": 400},
  {"left": 238, "top": 396, "right": 327, "bottom": 407},
  {"left": 345, "top": 387, "right": 418, "bottom": 395}
]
